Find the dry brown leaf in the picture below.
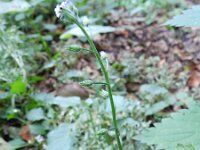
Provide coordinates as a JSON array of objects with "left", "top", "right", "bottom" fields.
[
  {"left": 53, "top": 83, "right": 90, "bottom": 99},
  {"left": 19, "top": 126, "right": 33, "bottom": 141},
  {"left": 187, "top": 70, "right": 200, "bottom": 87}
]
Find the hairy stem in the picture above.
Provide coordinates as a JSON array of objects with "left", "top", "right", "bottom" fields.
[{"left": 75, "top": 21, "right": 122, "bottom": 150}]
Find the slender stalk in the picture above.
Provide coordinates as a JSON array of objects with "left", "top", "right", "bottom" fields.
[{"left": 75, "top": 20, "right": 122, "bottom": 150}]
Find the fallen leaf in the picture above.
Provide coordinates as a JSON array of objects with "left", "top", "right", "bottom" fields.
[
  {"left": 53, "top": 83, "right": 90, "bottom": 99},
  {"left": 19, "top": 126, "right": 33, "bottom": 141},
  {"left": 187, "top": 70, "right": 200, "bottom": 87}
]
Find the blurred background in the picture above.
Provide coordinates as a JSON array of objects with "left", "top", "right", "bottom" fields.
[{"left": 0, "top": 0, "right": 200, "bottom": 149}]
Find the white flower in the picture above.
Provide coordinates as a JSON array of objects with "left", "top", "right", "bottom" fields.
[
  {"left": 61, "top": 1, "right": 67, "bottom": 8},
  {"left": 54, "top": 0, "right": 79, "bottom": 20},
  {"left": 54, "top": 4, "right": 62, "bottom": 18},
  {"left": 13, "top": 109, "right": 19, "bottom": 113},
  {"left": 35, "top": 135, "right": 44, "bottom": 143},
  {"left": 100, "top": 51, "right": 109, "bottom": 70},
  {"left": 82, "top": 16, "right": 89, "bottom": 26},
  {"left": 100, "top": 51, "right": 108, "bottom": 59}
]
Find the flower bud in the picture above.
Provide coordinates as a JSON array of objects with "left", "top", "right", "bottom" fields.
[
  {"left": 79, "top": 80, "right": 94, "bottom": 87},
  {"left": 54, "top": 0, "right": 79, "bottom": 23},
  {"left": 100, "top": 90, "right": 109, "bottom": 98},
  {"left": 67, "top": 45, "right": 82, "bottom": 52},
  {"left": 82, "top": 16, "right": 89, "bottom": 26},
  {"left": 100, "top": 51, "right": 108, "bottom": 59}
]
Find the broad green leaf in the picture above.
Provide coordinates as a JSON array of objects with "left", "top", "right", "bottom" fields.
[
  {"left": 10, "top": 78, "right": 26, "bottom": 94},
  {"left": 26, "top": 108, "right": 45, "bottom": 121},
  {"left": 0, "top": 0, "right": 31, "bottom": 14},
  {"left": 139, "top": 84, "right": 168, "bottom": 96},
  {"left": 31, "top": 93, "right": 81, "bottom": 108},
  {"left": 145, "top": 96, "right": 176, "bottom": 116},
  {"left": 29, "top": 124, "right": 45, "bottom": 135},
  {"left": 165, "top": 5, "right": 200, "bottom": 27},
  {"left": 9, "top": 138, "right": 26, "bottom": 149},
  {"left": 31, "top": 93, "right": 55, "bottom": 105},
  {"left": 51, "top": 96, "right": 80, "bottom": 108},
  {"left": 47, "top": 123, "right": 75, "bottom": 150},
  {"left": 60, "top": 25, "right": 115, "bottom": 39},
  {"left": 105, "top": 95, "right": 136, "bottom": 113},
  {"left": 135, "top": 102, "right": 200, "bottom": 150}
]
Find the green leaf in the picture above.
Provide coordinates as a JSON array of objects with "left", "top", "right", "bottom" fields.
[
  {"left": 60, "top": 25, "right": 115, "bottom": 39},
  {"left": 176, "top": 144, "right": 195, "bottom": 150},
  {"left": 51, "top": 96, "right": 81, "bottom": 108},
  {"left": 9, "top": 138, "right": 26, "bottom": 149},
  {"left": 105, "top": 95, "right": 136, "bottom": 113},
  {"left": 31, "top": 93, "right": 81, "bottom": 108},
  {"left": 26, "top": 108, "right": 45, "bottom": 121},
  {"left": 135, "top": 102, "right": 200, "bottom": 150},
  {"left": 0, "top": 0, "right": 30, "bottom": 14},
  {"left": 79, "top": 80, "right": 94, "bottom": 87},
  {"left": 139, "top": 84, "right": 168, "bottom": 96},
  {"left": 145, "top": 96, "right": 176, "bottom": 116},
  {"left": 47, "top": 123, "right": 75, "bottom": 150},
  {"left": 10, "top": 78, "right": 26, "bottom": 94},
  {"left": 165, "top": 5, "right": 200, "bottom": 27},
  {"left": 29, "top": 124, "right": 45, "bottom": 135}
]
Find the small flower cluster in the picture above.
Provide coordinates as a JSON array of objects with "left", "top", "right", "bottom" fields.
[{"left": 54, "top": 0, "right": 78, "bottom": 21}]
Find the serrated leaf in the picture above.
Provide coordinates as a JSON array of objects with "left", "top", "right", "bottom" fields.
[
  {"left": 47, "top": 123, "right": 75, "bottom": 150},
  {"left": 135, "top": 103, "right": 200, "bottom": 150},
  {"left": 165, "top": 5, "right": 200, "bottom": 27}
]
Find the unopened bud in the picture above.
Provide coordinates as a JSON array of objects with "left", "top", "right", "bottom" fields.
[
  {"left": 67, "top": 45, "right": 82, "bottom": 52},
  {"left": 100, "top": 51, "right": 108, "bottom": 59},
  {"left": 82, "top": 16, "right": 89, "bottom": 26},
  {"left": 100, "top": 90, "right": 109, "bottom": 98},
  {"left": 79, "top": 80, "right": 94, "bottom": 87}
]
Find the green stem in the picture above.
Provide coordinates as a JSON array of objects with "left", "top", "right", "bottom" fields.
[
  {"left": 93, "top": 82, "right": 108, "bottom": 85},
  {"left": 118, "top": 0, "right": 122, "bottom": 7},
  {"left": 75, "top": 21, "right": 122, "bottom": 150}
]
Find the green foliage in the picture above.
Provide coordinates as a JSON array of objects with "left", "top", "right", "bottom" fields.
[
  {"left": 139, "top": 84, "right": 176, "bottom": 116},
  {"left": 0, "top": 0, "right": 30, "bottom": 14},
  {"left": 10, "top": 78, "right": 26, "bottom": 94},
  {"left": 120, "top": 52, "right": 186, "bottom": 89},
  {"left": 135, "top": 102, "right": 200, "bottom": 150},
  {"left": 0, "top": 22, "right": 26, "bottom": 82},
  {"left": 26, "top": 108, "right": 46, "bottom": 122},
  {"left": 121, "top": 0, "right": 185, "bottom": 24},
  {"left": 60, "top": 25, "right": 116, "bottom": 39},
  {"left": 165, "top": 5, "right": 200, "bottom": 27},
  {"left": 0, "top": 0, "right": 197, "bottom": 150},
  {"left": 135, "top": 4, "right": 200, "bottom": 150},
  {"left": 47, "top": 123, "right": 75, "bottom": 150}
]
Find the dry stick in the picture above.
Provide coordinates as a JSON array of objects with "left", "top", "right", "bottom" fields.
[{"left": 75, "top": 20, "right": 123, "bottom": 150}]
